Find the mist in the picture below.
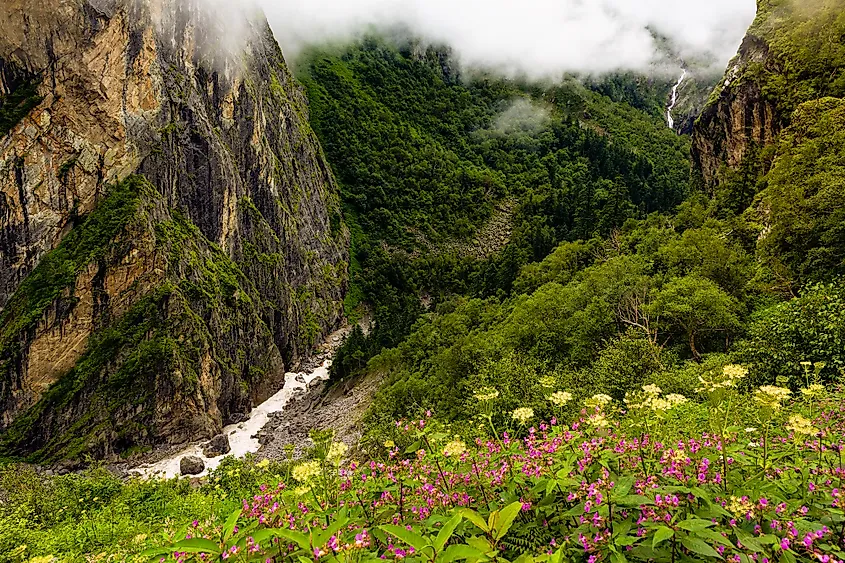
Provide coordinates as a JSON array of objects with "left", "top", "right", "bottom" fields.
[{"left": 257, "top": 0, "right": 758, "bottom": 77}]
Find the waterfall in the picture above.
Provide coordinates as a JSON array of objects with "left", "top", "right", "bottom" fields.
[{"left": 667, "top": 69, "right": 688, "bottom": 130}]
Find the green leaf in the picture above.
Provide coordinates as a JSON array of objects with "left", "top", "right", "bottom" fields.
[
  {"left": 380, "top": 524, "right": 430, "bottom": 552},
  {"left": 493, "top": 502, "right": 524, "bottom": 541},
  {"left": 272, "top": 529, "right": 312, "bottom": 551},
  {"left": 461, "top": 509, "right": 490, "bottom": 534},
  {"left": 434, "top": 514, "right": 464, "bottom": 552},
  {"left": 681, "top": 537, "right": 723, "bottom": 559},
  {"left": 405, "top": 440, "right": 422, "bottom": 454},
  {"left": 222, "top": 509, "right": 242, "bottom": 542},
  {"left": 613, "top": 475, "right": 635, "bottom": 499},
  {"left": 652, "top": 526, "right": 674, "bottom": 547},
  {"left": 439, "top": 544, "right": 488, "bottom": 563},
  {"left": 314, "top": 510, "right": 350, "bottom": 548},
  {"left": 733, "top": 528, "right": 764, "bottom": 553},
  {"left": 677, "top": 519, "right": 715, "bottom": 532},
  {"left": 173, "top": 538, "right": 222, "bottom": 554},
  {"left": 610, "top": 552, "right": 628, "bottom": 563}
]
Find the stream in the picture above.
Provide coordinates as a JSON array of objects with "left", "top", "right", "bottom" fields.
[
  {"left": 667, "top": 69, "right": 688, "bottom": 130},
  {"left": 131, "top": 327, "right": 352, "bottom": 479}
]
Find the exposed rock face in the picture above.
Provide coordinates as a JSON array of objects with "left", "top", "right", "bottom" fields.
[
  {"left": 0, "top": 0, "right": 348, "bottom": 462},
  {"left": 691, "top": 0, "right": 845, "bottom": 192},
  {"left": 691, "top": 34, "right": 780, "bottom": 191}
]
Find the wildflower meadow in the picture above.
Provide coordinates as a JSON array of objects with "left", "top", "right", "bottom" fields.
[{"left": 135, "top": 364, "right": 845, "bottom": 563}]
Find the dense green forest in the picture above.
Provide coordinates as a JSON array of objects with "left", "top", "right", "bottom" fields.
[
  {"left": 295, "top": 34, "right": 844, "bottom": 441},
  {"left": 297, "top": 38, "right": 693, "bottom": 381}
]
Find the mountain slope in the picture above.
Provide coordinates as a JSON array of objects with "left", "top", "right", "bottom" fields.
[{"left": 0, "top": 0, "right": 348, "bottom": 462}]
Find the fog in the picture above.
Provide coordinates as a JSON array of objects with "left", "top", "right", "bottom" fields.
[{"left": 257, "top": 0, "right": 758, "bottom": 76}]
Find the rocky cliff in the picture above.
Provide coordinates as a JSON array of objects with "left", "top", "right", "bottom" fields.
[
  {"left": 691, "top": 0, "right": 845, "bottom": 289},
  {"left": 691, "top": 0, "right": 845, "bottom": 194},
  {"left": 0, "top": 0, "right": 348, "bottom": 462}
]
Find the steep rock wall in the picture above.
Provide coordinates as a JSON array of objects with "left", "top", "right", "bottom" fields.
[{"left": 0, "top": 0, "right": 348, "bottom": 461}]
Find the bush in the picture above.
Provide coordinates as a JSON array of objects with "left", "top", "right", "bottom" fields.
[{"left": 743, "top": 283, "right": 845, "bottom": 388}]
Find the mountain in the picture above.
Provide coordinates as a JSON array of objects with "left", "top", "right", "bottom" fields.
[
  {"left": 692, "top": 0, "right": 845, "bottom": 288},
  {"left": 0, "top": 0, "right": 348, "bottom": 462}
]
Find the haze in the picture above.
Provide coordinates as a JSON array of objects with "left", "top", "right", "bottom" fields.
[{"left": 259, "top": 0, "right": 758, "bottom": 76}]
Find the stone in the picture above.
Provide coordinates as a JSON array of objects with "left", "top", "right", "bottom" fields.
[
  {"left": 202, "top": 434, "right": 231, "bottom": 457},
  {"left": 180, "top": 456, "right": 205, "bottom": 476},
  {"left": 226, "top": 413, "right": 247, "bottom": 425}
]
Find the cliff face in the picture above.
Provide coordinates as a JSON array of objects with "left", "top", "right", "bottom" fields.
[
  {"left": 691, "top": 0, "right": 845, "bottom": 192},
  {"left": 691, "top": 0, "right": 845, "bottom": 290},
  {"left": 0, "top": 0, "right": 348, "bottom": 461}
]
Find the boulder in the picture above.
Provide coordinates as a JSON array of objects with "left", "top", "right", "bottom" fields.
[
  {"left": 202, "top": 434, "right": 231, "bottom": 457},
  {"left": 226, "top": 413, "right": 247, "bottom": 425},
  {"left": 180, "top": 456, "right": 205, "bottom": 476}
]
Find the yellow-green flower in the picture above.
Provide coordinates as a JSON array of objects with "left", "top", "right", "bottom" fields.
[
  {"left": 512, "top": 407, "right": 535, "bottom": 424},
  {"left": 786, "top": 414, "right": 818, "bottom": 437},
  {"left": 665, "top": 394, "right": 688, "bottom": 407},
  {"left": 801, "top": 384, "right": 825, "bottom": 398},
  {"left": 726, "top": 496, "right": 755, "bottom": 518},
  {"left": 256, "top": 458, "right": 271, "bottom": 470},
  {"left": 292, "top": 460, "right": 321, "bottom": 483},
  {"left": 328, "top": 441, "right": 349, "bottom": 463},
  {"left": 548, "top": 391, "right": 573, "bottom": 407},
  {"left": 754, "top": 385, "right": 792, "bottom": 410},
  {"left": 642, "top": 384, "right": 662, "bottom": 396},
  {"left": 586, "top": 394, "right": 613, "bottom": 409},
  {"left": 473, "top": 387, "right": 500, "bottom": 402},
  {"left": 538, "top": 376, "right": 557, "bottom": 389},
  {"left": 443, "top": 439, "right": 467, "bottom": 457}
]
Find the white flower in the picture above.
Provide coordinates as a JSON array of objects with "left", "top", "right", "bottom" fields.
[
  {"left": 549, "top": 391, "right": 573, "bottom": 407},
  {"left": 443, "top": 439, "right": 467, "bottom": 457},
  {"left": 512, "top": 407, "right": 535, "bottom": 424}
]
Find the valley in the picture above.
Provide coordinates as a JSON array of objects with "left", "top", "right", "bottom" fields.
[{"left": 1, "top": 0, "right": 845, "bottom": 561}]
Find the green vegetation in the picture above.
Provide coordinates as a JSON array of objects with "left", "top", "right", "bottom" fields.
[
  {"left": 298, "top": 38, "right": 691, "bottom": 381},
  {"left": 0, "top": 75, "right": 42, "bottom": 138},
  {"left": 0, "top": 176, "right": 148, "bottom": 360},
  {"left": 7, "top": 370, "right": 845, "bottom": 563}
]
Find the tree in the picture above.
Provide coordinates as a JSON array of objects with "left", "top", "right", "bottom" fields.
[{"left": 653, "top": 276, "right": 743, "bottom": 361}]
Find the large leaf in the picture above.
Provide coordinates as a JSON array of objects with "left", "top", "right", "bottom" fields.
[
  {"left": 434, "top": 514, "right": 464, "bottom": 552},
  {"left": 172, "top": 538, "right": 222, "bottom": 555},
  {"left": 461, "top": 509, "right": 490, "bottom": 534},
  {"left": 681, "top": 536, "right": 723, "bottom": 559},
  {"left": 380, "top": 524, "right": 430, "bottom": 552},
  {"left": 314, "top": 510, "right": 350, "bottom": 548},
  {"left": 439, "top": 543, "right": 488, "bottom": 563},
  {"left": 677, "top": 519, "right": 715, "bottom": 532},
  {"left": 652, "top": 526, "right": 674, "bottom": 547},
  {"left": 733, "top": 528, "right": 764, "bottom": 553},
  {"left": 222, "top": 509, "right": 242, "bottom": 543},
  {"left": 493, "top": 502, "right": 524, "bottom": 541},
  {"left": 272, "top": 529, "right": 312, "bottom": 551}
]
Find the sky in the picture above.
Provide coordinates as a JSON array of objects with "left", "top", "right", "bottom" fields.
[{"left": 257, "top": 0, "right": 758, "bottom": 77}]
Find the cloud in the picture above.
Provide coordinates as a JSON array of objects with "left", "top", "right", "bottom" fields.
[
  {"left": 485, "top": 99, "right": 551, "bottom": 136},
  {"left": 258, "top": 0, "right": 758, "bottom": 77}
]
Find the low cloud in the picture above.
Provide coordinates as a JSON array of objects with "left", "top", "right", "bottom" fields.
[{"left": 258, "top": 0, "right": 758, "bottom": 77}]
